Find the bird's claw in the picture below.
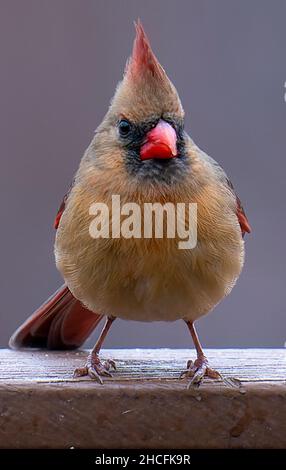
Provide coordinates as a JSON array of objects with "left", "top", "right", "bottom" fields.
[
  {"left": 73, "top": 355, "right": 116, "bottom": 384},
  {"left": 180, "top": 356, "right": 221, "bottom": 388},
  {"left": 104, "top": 358, "right": 117, "bottom": 371}
]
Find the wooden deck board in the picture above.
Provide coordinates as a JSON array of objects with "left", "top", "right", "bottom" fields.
[{"left": 0, "top": 348, "right": 285, "bottom": 448}]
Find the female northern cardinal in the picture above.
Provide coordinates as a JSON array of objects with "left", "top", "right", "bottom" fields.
[{"left": 10, "top": 21, "right": 251, "bottom": 387}]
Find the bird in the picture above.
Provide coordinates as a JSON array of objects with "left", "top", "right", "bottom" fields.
[{"left": 9, "top": 21, "right": 251, "bottom": 387}]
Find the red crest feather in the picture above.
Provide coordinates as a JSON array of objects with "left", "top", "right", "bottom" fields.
[{"left": 126, "top": 20, "right": 165, "bottom": 81}]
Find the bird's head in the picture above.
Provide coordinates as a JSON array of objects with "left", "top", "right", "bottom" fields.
[{"left": 93, "top": 21, "right": 190, "bottom": 186}]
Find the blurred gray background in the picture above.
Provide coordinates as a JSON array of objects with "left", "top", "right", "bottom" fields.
[{"left": 0, "top": 0, "right": 285, "bottom": 349}]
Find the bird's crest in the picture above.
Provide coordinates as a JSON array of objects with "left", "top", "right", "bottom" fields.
[
  {"left": 107, "top": 20, "right": 184, "bottom": 121},
  {"left": 126, "top": 20, "right": 166, "bottom": 82}
]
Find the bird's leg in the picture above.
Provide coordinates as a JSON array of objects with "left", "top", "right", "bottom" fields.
[
  {"left": 180, "top": 321, "right": 221, "bottom": 388},
  {"left": 73, "top": 316, "right": 116, "bottom": 384}
]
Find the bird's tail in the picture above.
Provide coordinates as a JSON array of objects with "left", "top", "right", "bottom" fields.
[{"left": 9, "top": 285, "right": 103, "bottom": 350}]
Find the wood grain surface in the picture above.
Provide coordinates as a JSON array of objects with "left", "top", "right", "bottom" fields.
[{"left": 0, "top": 348, "right": 285, "bottom": 448}]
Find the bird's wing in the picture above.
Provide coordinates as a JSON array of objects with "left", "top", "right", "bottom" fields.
[
  {"left": 226, "top": 178, "right": 251, "bottom": 237},
  {"left": 200, "top": 151, "right": 251, "bottom": 237},
  {"left": 235, "top": 195, "right": 251, "bottom": 236},
  {"left": 54, "top": 180, "right": 74, "bottom": 229}
]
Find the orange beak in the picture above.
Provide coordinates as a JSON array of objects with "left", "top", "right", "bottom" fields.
[{"left": 140, "top": 120, "right": 178, "bottom": 160}]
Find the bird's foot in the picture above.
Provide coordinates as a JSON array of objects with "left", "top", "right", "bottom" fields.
[
  {"left": 73, "top": 352, "right": 116, "bottom": 384},
  {"left": 180, "top": 355, "right": 221, "bottom": 388}
]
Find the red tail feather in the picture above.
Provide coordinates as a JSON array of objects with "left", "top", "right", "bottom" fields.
[{"left": 9, "top": 285, "right": 103, "bottom": 350}]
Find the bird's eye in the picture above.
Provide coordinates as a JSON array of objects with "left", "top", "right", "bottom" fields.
[{"left": 118, "top": 119, "right": 132, "bottom": 137}]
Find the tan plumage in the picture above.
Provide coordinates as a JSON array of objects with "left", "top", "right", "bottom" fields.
[
  {"left": 55, "top": 139, "right": 244, "bottom": 323},
  {"left": 10, "top": 21, "right": 250, "bottom": 386},
  {"left": 55, "top": 23, "right": 244, "bottom": 325}
]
